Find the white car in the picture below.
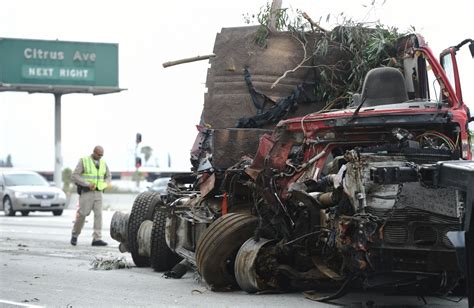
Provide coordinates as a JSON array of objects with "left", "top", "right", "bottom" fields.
[
  {"left": 0, "top": 169, "right": 67, "bottom": 216},
  {"left": 148, "top": 177, "right": 171, "bottom": 195}
]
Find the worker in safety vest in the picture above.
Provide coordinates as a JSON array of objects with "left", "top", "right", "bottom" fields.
[{"left": 70, "top": 145, "right": 111, "bottom": 246}]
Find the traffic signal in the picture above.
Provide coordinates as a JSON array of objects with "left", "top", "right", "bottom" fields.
[
  {"left": 136, "top": 133, "right": 142, "bottom": 144},
  {"left": 135, "top": 157, "right": 142, "bottom": 168}
]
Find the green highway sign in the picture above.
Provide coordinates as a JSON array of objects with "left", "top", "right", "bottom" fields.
[{"left": 0, "top": 38, "right": 119, "bottom": 89}]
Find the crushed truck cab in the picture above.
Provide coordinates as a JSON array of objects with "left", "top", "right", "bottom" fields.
[{"left": 110, "top": 29, "right": 474, "bottom": 304}]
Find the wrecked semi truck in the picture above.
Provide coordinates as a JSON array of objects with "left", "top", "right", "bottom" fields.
[
  {"left": 110, "top": 24, "right": 331, "bottom": 268},
  {"left": 110, "top": 24, "right": 474, "bottom": 302}
]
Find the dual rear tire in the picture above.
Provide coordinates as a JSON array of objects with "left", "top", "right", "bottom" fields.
[
  {"left": 196, "top": 213, "right": 257, "bottom": 290},
  {"left": 150, "top": 209, "right": 182, "bottom": 271},
  {"left": 128, "top": 193, "right": 259, "bottom": 286},
  {"left": 128, "top": 192, "right": 162, "bottom": 267},
  {"left": 127, "top": 191, "right": 181, "bottom": 271}
]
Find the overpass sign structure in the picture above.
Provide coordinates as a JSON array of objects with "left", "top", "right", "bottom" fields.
[{"left": 0, "top": 38, "right": 125, "bottom": 187}]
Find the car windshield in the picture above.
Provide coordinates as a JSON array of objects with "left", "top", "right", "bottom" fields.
[{"left": 4, "top": 173, "right": 49, "bottom": 186}]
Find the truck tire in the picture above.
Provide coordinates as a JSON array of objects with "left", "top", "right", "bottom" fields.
[
  {"left": 128, "top": 191, "right": 161, "bottom": 267},
  {"left": 196, "top": 213, "right": 257, "bottom": 291},
  {"left": 150, "top": 209, "right": 182, "bottom": 271}
]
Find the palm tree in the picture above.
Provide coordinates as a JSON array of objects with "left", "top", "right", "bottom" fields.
[
  {"left": 5, "top": 154, "right": 13, "bottom": 167},
  {"left": 140, "top": 146, "right": 153, "bottom": 166}
]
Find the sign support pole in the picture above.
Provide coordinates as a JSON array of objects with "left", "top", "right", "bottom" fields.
[{"left": 54, "top": 93, "right": 63, "bottom": 188}]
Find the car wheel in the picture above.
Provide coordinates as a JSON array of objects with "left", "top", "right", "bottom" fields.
[
  {"left": 196, "top": 213, "right": 257, "bottom": 291},
  {"left": 128, "top": 191, "right": 161, "bottom": 267},
  {"left": 150, "top": 208, "right": 182, "bottom": 271},
  {"left": 52, "top": 210, "right": 63, "bottom": 216},
  {"left": 3, "top": 197, "right": 15, "bottom": 216},
  {"left": 21, "top": 211, "right": 30, "bottom": 216}
]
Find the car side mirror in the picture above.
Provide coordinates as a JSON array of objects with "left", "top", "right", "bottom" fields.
[{"left": 469, "top": 42, "right": 474, "bottom": 58}]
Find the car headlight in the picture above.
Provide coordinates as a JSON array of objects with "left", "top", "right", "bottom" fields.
[
  {"left": 14, "top": 191, "right": 30, "bottom": 198},
  {"left": 57, "top": 191, "right": 66, "bottom": 199}
]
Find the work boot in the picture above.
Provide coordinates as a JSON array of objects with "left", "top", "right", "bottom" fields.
[
  {"left": 91, "top": 239, "right": 108, "bottom": 246},
  {"left": 70, "top": 236, "right": 78, "bottom": 246}
]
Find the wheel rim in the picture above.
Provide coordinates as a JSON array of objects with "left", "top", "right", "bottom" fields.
[
  {"left": 4, "top": 198, "right": 12, "bottom": 215},
  {"left": 234, "top": 237, "right": 275, "bottom": 293}
]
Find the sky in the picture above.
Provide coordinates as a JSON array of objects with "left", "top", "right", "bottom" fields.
[{"left": 0, "top": 0, "right": 472, "bottom": 173}]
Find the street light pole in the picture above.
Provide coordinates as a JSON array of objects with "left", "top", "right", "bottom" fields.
[
  {"left": 135, "top": 133, "right": 142, "bottom": 188},
  {"left": 54, "top": 93, "right": 63, "bottom": 188}
]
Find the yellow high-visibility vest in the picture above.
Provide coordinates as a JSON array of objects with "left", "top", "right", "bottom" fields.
[{"left": 81, "top": 156, "right": 107, "bottom": 191}]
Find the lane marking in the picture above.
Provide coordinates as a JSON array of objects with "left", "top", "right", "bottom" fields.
[
  {"left": 46, "top": 253, "right": 75, "bottom": 258},
  {"left": 0, "top": 299, "right": 44, "bottom": 307}
]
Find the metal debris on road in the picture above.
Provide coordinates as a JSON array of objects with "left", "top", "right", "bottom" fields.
[{"left": 89, "top": 256, "right": 130, "bottom": 270}]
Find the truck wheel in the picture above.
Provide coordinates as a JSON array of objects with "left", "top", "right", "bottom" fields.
[
  {"left": 150, "top": 209, "right": 182, "bottom": 271},
  {"left": 128, "top": 191, "right": 161, "bottom": 267},
  {"left": 196, "top": 213, "right": 257, "bottom": 291}
]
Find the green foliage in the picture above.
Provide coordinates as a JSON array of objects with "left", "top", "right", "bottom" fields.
[
  {"left": 0, "top": 154, "right": 13, "bottom": 167},
  {"left": 244, "top": 1, "right": 408, "bottom": 108},
  {"left": 132, "top": 170, "right": 145, "bottom": 182},
  {"left": 244, "top": 3, "right": 308, "bottom": 47},
  {"left": 62, "top": 167, "right": 73, "bottom": 192},
  {"left": 314, "top": 21, "right": 404, "bottom": 106}
]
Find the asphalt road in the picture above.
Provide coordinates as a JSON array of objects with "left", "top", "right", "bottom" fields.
[{"left": 0, "top": 207, "right": 468, "bottom": 307}]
